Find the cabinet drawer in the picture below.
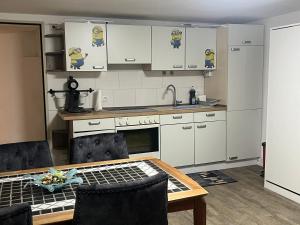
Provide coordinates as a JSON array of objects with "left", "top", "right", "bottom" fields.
[
  {"left": 228, "top": 24, "right": 264, "bottom": 46},
  {"left": 160, "top": 113, "right": 193, "bottom": 125},
  {"left": 194, "top": 111, "right": 226, "bottom": 122},
  {"left": 73, "top": 118, "right": 115, "bottom": 132}
]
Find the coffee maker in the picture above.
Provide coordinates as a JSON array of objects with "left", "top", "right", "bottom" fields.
[{"left": 48, "top": 76, "right": 94, "bottom": 113}]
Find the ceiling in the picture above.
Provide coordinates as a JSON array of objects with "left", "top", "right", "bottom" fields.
[{"left": 1, "top": 0, "right": 300, "bottom": 24}]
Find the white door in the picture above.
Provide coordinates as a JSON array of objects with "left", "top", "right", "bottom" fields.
[
  {"left": 160, "top": 123, "right": 194, "bottom": 167},
  {"left": 227, "top": 109, "right": 262, "bottom": 161},
  {"left": 152, "top": 26, "right": 185, "bottom": 70},
  {"left": 266, "top": 25, "right": 300, "bottom": 194},
  {"left": 107, "top": 24, "right": 151, "bottom": 64},
  {"left": 228, "top": 46, "right": 263, "bottom": 110},
  {"left": 65, "top": 22, "right": 107, "bottom": 71},
  {"left": 185, "top": 28, "right": 216, "bottom": 70},
  {"left": 195, "top": 121, "right": 226, "bottom": 164}
]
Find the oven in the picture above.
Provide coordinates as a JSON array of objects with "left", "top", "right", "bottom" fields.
[{"left": 115, "top": 115, "right": 160, "bottom": 158}]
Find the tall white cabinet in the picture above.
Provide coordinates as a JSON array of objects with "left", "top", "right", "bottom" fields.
[
  {"left": 205, "top": 24, "right": 264, "bottom": 161},
  {"left": 265, "top": 24, "right": 300, "bottom": 203}
]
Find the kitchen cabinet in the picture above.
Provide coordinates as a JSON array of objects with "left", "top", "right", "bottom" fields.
[
  {"left": 160, "top": 123, "right": 194, "bottom": 167},
  {"left": 185, "top": 28, "right": 216, "bottom": 70},
  {"left": 64, "top": 22, "right": 107, "bottom": 71},
  {"left": 194, "top": 111, "right": 226, "bottom": 164},
  {"left": 227, "top": 109, "right": 262, "bottom": 161},
  {"left": 228, "top": 45, "right": 263, "bottom": 110},
  {"left": 151, "top": 26, "right": 185, "bottom": 70},
  {"left": 107, "top": 24, "right": 151, "bottom": 64}
]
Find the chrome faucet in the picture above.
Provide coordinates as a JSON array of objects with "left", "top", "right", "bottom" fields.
[{"left": 166, "top": 84, "right": 182, "bottom": 106}]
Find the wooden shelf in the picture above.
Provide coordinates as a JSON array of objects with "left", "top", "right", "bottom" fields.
[
  {"left": 45, "top": 50, "right": 65, "bottom": 56},
  {"left": 44, "top": 33, "right": 64, "bottom": 38}
]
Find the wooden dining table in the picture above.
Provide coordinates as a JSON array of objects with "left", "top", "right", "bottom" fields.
[{"left": 0, "top": 156, "right": 208, "bottom": 225}]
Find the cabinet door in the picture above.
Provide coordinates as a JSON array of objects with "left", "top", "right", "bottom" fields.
[
  {"left": 195, "top": 121, "right": 226, "bottom": 164},
  {"left": 160, "top": 123, "right": 194, "bottom": 167},
  {"left": 227, "top": 109, "right": 262, "bottom": 161},
  {"left": 65, "top": 22, "right": 107, "bottom": 71},
  {"left": 228, "top": 46, "right": 263, "bottom": 110},
  {"left": 228, "top": 24, "right": 264, "bottom": 46},
  {"left": 107, "top": 24, "right": 151, "bottom": 64},
  {"left": 152, "top": 26, "right": 185, "bottom": 70},
  {"left": 186, "top": 28, "right": 216, "bottom": 70}
]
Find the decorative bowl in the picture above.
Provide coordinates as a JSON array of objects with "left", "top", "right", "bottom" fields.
[{"left": 24, "top": 168, "right": 83, "bottom": 192}]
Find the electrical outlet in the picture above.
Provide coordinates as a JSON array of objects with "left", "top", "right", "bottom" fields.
[{"left": 102, "top": 96, "right": 108, "bottom": 102}]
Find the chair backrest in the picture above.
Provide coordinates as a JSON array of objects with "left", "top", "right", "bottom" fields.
[
  {"left": 0, "top": 141, "right": 53, "bottom": 172},
  {"left": 0, "top": 203, "right": 32, "bottom": 225},
  {"left": 70, "top": 133, "right": 129, "bottom": 164},
  {"left": 73, "top": 173, "right": 168, "bottom": 225}
]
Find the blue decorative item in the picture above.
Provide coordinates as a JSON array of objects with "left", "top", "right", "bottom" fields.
[{"left": 24, "top": 168, "right": 83, "bottom": 192}]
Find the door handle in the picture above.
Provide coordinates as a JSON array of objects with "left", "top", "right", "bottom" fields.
[
  {"left": 125, "top": 58, "right": 136, "bottom": 62},
  {"left": 88, "top": 121, "right": 101, "bottom": 126},
  {"left": 231, "top": 48, "right": 240, "bottom": 52},
  {"left": 188, "top": 65, "right": 197, "bottom": 69},
  {"left": 197, "top": 125, "right": 207, "bottom": 129},
  {"left": 182, "top": 126, "right": 193, "bottom": 130},
  {"left": 173, "top": 115, "right": 183, "bottom": 119},
  {"left": 206, "top": 113, "right": 215, "bottom": 117},
  {"left": 242, "top": 40, "right": 252, "bottom": 44},
  {"left": 173, "top": 65, "right": 183, "bottom": 69},
  {"left": 229, "top": 156, "right": 238, "bottom": 160},
  {"left": 93, "top": 66, "right": 104, "bottom": 69}
]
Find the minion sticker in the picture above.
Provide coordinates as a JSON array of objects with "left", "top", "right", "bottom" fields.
[
  {"left": 171, "top": 29, "right": 182, "bottom": 48},
  {"left": 205, "top": 49, "right": 215, "bottom": 69},
  {"left": 92, "top": 25, "right": 104, "bottom": 47},
  {"left": 68, "top": 47, "right": 88, "bottom": 69}
]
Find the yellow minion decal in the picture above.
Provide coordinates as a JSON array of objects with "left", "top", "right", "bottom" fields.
[
  {"left": 171, "top": 29, "right": 182, "bottom": 48},
  {"left": 92, "top": 25, "right": 104, "bottom": 47},
  {"left": 68, "top": 48, "right": 88, "bottom": 69},
  {"left": 205, "top": 49, "right": 215, "bottom": 69}
]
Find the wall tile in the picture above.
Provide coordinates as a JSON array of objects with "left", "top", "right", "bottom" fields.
[
  {"left": 141, "top": 71, "right": 163, "bottom": 88},
  {"left": 157, "top": 88, "right": 174, "bottom": 105},
  {"left": 136, "top": 89, "right": 158, "bottom": 106},
  {"left": 118, "top": 70, "right": 142, "bottom": 88},
  {"left": 48, "top": 110, "right": 67, "bottom": 130},
  {"left": 162, "top": 71, "right": 204, "bottom": 88},
  {"left": 91, "top": 90, "right": 114, "bottom": 108},
  {"left": 113, "top": 89, "right": 136, "bottom": 107},
  {"left": 95, "top": 71, "right": 119, "bottom": 90}
]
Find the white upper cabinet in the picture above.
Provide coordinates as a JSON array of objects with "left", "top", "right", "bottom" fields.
[
  {"left": 228, "top": 24, "right": 264, "bottom": 46},
  {"left": 64, "top": 22, "right": 107, "bottom": 71},
  {"left": 107, "top": 24, "right": 151, "bottom": 64},
  {"left": 152, "top": 26, "right": 185, "bottom": 70},
  {"left": 227, "top": 46, "right": 263, "bottom": 110},
  {"left": 185, "top": 28, "right": 216, "bottom": 70}
]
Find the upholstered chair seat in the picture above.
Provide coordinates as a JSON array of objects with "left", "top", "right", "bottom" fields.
[
  {"left": 70, "top": 133, "right": 129, "bottom": 164},
  {"left": 73, "top": 173, "right": 169, "bottom": 225},
  {"left": 0, "top": 203, "right": 33, "bottom": 225},
  {"left": 0, "top": 141, "right": 53, "bottom": 172}
]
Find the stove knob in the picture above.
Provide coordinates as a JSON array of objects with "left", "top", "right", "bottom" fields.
[
  {"left": 126, "top": 121, "right": 129, "bottom": 126},
  {"left": 154, "top": 119, "right": 158, "bottom": 123},
  {"left": 144, "top": 120, "right": 147, "bottom": 124},
  {"left": 118, "top": 121, "right": 123, "bottom": 126},
  {"left": 139, "top": 120, "right": 143, "bottom": 125},
  {"left": 149, "top": 119, "right": 152, "bottom": 124}
]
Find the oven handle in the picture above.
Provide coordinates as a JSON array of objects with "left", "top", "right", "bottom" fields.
[{"left": 116, "top": 124, "right": 160, "bottom": 131}]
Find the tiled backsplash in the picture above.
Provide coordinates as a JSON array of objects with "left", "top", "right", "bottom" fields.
[{"left": 47, "top": 66, "right": 204, "bottom": 131}]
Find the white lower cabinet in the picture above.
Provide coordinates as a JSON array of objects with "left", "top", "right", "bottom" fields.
[
  {"left": 160, "top": 123, "right": 194, "bottom": 167},
  {"left": 195, "top": 121, "right": 226, "bottom": 164}
]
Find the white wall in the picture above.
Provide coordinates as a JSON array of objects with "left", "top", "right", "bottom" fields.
[{"left": 254, "top": 10, "right": 300, "bottom": 142}]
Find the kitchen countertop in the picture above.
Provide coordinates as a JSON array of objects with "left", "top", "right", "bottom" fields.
[{"left": 58, "top": 105, "right": 227, "bottom": 121}]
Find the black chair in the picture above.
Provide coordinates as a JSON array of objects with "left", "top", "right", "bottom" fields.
[
  {"left": 0, "top": 203, "right": 32, "bottom": 225},
  {"left": 70, "top": 133, "right": 129, "bottom": 164},
  {"left": 0, "top": 141, "right": 53, "bottom": 172},
  {"left": 73, "top": 173, "right": 169, "bottom": 225}
]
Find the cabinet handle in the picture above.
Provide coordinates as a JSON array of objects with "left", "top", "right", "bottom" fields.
[
  {"left": 173, "top": 65, "right": 183, "bottom": 69},
  {"left": 242, "top": 40, "right": 252, "bottom": 44},
  {"left": 197, "top": 125, "right": 207, "bottom": 129},
  {"left": 229, "top": 156, "right": 238, "bottom": 160},
  {"left": 231, "top": 48, "right": 240, "bottom": 52},
  {"left": 93, "top": 66, "right": 104, "bottom": 69},
  {"left": 188, "top": 65, "right": 197, "bottom": 69},
  {"left": 125, "top": 58, "right": 136, "bottom": 62},
  {"left": 206, "top": 113, "right": 215, "bottom": 117},
  {"left": 173, "top": 115, "right": 183, "bottom": 119},
  {"left": 88, "top": 121, "right": 101, "bottom": 126},
  {"left": 182, "top": 126, "right": 192, "bottom": 130}
]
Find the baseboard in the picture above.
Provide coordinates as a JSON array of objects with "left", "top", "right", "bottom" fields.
[
  {"left": 265, "top": 181, "right": 300, "bottom": 204},
  {"left": 178, "top": 158, "right": 260, "bottom": 174}
]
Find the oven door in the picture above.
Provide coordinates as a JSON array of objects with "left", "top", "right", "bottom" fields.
[{"left": 116, "top": 125, "right": 160, "bottom": 158}]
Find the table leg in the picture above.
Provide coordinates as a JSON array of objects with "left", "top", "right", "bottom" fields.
[{"left": 193, "top": 197, "right": 206, "bottom": 225}]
